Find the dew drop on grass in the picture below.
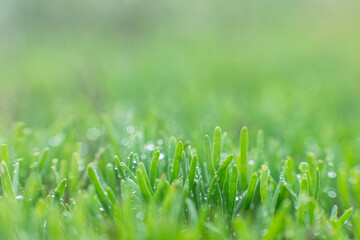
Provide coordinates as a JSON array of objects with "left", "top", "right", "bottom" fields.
[
  {"left": 136, "top": 212, "right": 144, "bottom": 220},
  {"left": 159, "top": 153, "right": 165, "bottom": 160},
  {"left": 248, "top": 160, "right": 254, "bottom": 166},
  {"left": 146, "top": 143, "right": 155, "bottom": 151},
  {"left": 327, "top": 191, "right": 337, "bottom": 198},
  {"left": 48, "top": 133, "right": 65, "bottom": 147},
  {"left": 157, "top": 139, "right": 163, "bottom": 145},
  {"left": 327, "top": 171, "right": 336, "bottom": 178},
  {"left": 299, "top": 162, "right": 309, "bottom": 172},
  {"left": 87, "top": 127, "right": 101, "bottom": 140},
  {"left": 126, "top": 126, "right": 135, "bottom": 134}
]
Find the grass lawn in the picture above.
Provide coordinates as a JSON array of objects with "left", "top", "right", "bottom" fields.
[{"left": 0, "top": 1, "right": 360, "bottom": 239}]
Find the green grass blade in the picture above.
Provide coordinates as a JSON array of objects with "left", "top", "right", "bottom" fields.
[
  {"left": 212, "top": 127, "right": 222, "bottom": 170},
  {"left": 255, "top": 130, "right": 264, "bottom": 165},
  {"left": 170, "top": 141, "right": 183, "bottom": 183},
  {"left": 150, "top": 150, "right": 160, "bottom": 189},
  {"left": 188, "top": 154, "right": 198, "bottom": 188},
  {"left": 260, "top": 164, "right": 269, "bottom": 210},
  {"left": 204, "top": 134, "right": 215, "bottom": 179},
  {"left": 120, "top": 161, "right": 137, "bottom": 182},
  {"left": 138, "top": 162, "right": 153, "bottom": 195},
  {"left": 186, "top": 198, "right": 198, "bottom": 226},
  {"left": 0, "top": 161, "right": 15, "bottom": 200},
  {"left": 216, "top": 154, "right": 234, "bottom": 180},
  {"left": 136, "top": 168, "right": 153, "bottom": 202},
  {"left": 69, "top": 152, "right": 79, "bottom": 195},
  {"left": 55, "top": 178, "right": 67, "bottom": 197},
  {"left": 1, "top": 144, "right": 9, "bottom": 166},
  {"left": 337, "top": 168, "right": 349, "bottom": 208},
  {"left": 38, "top": 147, "right": 49, "bottom": 171},
  {"left": 229, "top": 165, "right": 238, "bottom": 213},
  {"left": 313, "top": 167, "right": 320, "bottom": 201},
  {"left": 263, "top": 200, "right": 291, "bottom": 240},
  {"left": 239, "top": 126, "right": 248, "bottom": 190},
  {"left": 88, "top": 163, "right": 112, "bottom": 216},
  {"left": 244, "top": 172, "right": 258, "bottom": 210},
  {"left": 337, "top": 207, "right": 353, "bottom": 228},
  {"left": 114, "top": 155, "right": 126, "bottom": 180}
]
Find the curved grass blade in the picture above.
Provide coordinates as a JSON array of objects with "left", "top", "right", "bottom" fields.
[
  {"left": 263, "top": 200, "right": 291, "bottom": 240},
  {"left": 38, "top": 148, "right": 49, "bottom": 172},
  {"left": 55, "top": 178, "right": 67, "bottom": 197},
  {"left": 188, "top": 154, "right": 198, "bottom": 188},
  {"left": 88, "top": 164, "right": 112, "bottom": 216},
  {"left": 185, "top": 198, "right": 198, "bottom": 226},
  {"left": 216, "top": 154, "right": 234, "bottom": 179},
  {"left": 244, "top": 172, "right": 258, "bottom": 210},
  {"left": 114, "top": 155, "right": 126, "bottom": 180},
  {"left": 170, "top": 141, "right": 183, "bottom": 183},
  {"left": 136, "top": 168, "right": 153, "bottom": 202},
  {"left": 204, "top": 134, "right": 215, "bottom": 181},
  {"left": 120, "top": 162, "right": 137, "bottom": 182},
  {"left": 138, "top": 162, "right": 153, "bottom": 195},
  {"left": 207, "top": 175, "right": 218, "bottom": 204},
  {"left": 150, "top": 150, "right": 160, "bottom": 189},
  {"left": 337, "top": 207, "right": 353, "bottom": 228},
  {"left": 106, "top": 163, "right": 116, "bottom": 192},
  {"left": 0, "top": 161, "right": 15, "bottom": 200}
]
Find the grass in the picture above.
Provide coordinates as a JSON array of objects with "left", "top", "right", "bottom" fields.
[
  {"left": 0, "top": 125, "right": 358, "bottom": 239},
  {"left": 1, "top": 0, "right": 360, "bottom": 239}
]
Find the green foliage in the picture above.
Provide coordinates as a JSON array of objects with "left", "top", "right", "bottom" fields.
[{"left": 0, "top": 125, "right": 356, "bottom": 239}]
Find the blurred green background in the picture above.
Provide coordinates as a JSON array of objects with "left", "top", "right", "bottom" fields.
[{"left": 0, "top": 0, "right": 359, "bottom": 160}]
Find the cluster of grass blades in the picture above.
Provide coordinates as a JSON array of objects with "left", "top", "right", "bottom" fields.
[{"left": 0, "top": 125, "right": 358, "bottom": 239}]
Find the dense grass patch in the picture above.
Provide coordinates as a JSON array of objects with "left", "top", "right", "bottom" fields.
[
  {"left": 1, "top": 0, "right": 360, "bottom": 239},
  {"left": 0, "top": 123, "right": 359, "bottom": 239}
]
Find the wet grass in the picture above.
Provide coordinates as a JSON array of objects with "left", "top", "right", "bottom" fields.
[{"left": 0, "top": 124, "right": 359, "bottom": 239}]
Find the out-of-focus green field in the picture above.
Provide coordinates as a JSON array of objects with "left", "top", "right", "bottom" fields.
[{"left": 0, "top": 0, "right": 360, "bottom": 239}]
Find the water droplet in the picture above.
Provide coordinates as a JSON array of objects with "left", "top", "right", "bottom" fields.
[
  {"left": 159, "top": 153, "right": 165, "bottom": 159},
  {"left": 327, "top": 171, "right": 336, "bottom": 178},
  {"left": 146, "top": 143, "right": 155, "bottom": 151},
  {"left": 248, "top": 160, "right": 254, "bottom": 166},
  {"left": 136, "top": 212, "right": 144, "bottom": 220},
  {"left": 299, "top": 162, "right": 310, "bottom": 172},
  {"left": 126, "top": 126, "right": 135, "bottom": 134},
  {"left": 121, "top": 138, "right": 130, "bottom": 146},
  {"left": 327, "top": 191, "right": 337, "bottom": 198},
  {"left": 157, "top": 139, "right": 164, "bottom": 145},
  {"left": 48, "top": 133, "right": 65, "bottom": 147},
  {"left": 86, "top": 127, "right": 101, "bottom": 140},
  {"left": 141, "top": 154, "right": 146, "bottom": 160},
  {"left": 16, "top": 195, "right": 24, "bottom": 200}
]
